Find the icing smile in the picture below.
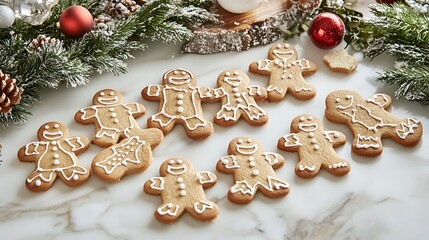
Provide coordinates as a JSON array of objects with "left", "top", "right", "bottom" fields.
[
  {"left": 167, "top": 164, "right": 187, "bottom": 175},
  {"left": 273, "top": 50, "right": 293, "bottom": 60},
  {"left": 298, "top": 123, "right": 318, "bottom": 132},
  {"left": 236, "top": 144, "right": 257, "bottom": 155},
  {"left": 224, "top": 77, "right": 242, "bottom": 87},
  {"left": 43, "top": 131, "right": 64, "bottom": 140},
  {"left": 98, "top": 96, "right": 118, "bottom": 105},
  {"left": 336, "top": 95, "right": 354, "bottom": 110},
  {"left": 168, "top": 76, "right": 191, "bottom": 85}
]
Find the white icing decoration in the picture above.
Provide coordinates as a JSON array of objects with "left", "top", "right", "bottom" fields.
[
  {"left": 196, "top": 171, "right": 215, "bottom": 184},
  {"left": 294, "top": 87, "right": 312, "bottom": 92},
  {"left": 146, "top": 85, "right": 162, "bottom": 97},
  {"left": 308, "top": 132, "right": 315, "bottom": 137},
  {"left": 298, "top": 123, "right": 318, "bottom": 132},
  {"left": 267, "top": 85, "right": 283, "bottom": 94},
  {"left": 220, "top": 156, "right": 240, "bottom": 169},
  {"left": 236, "top": 144, "right": 258, "bottom": 155},
  {"left": 157, "top": 203, "right": 179, "bottom": 216},
  {"left": 282, "top": 134, "right": 302, "bottom": 147},
  {"left": 35, "top": 180, "right": 41, "bottom": 186},
  {"left": 177, "top": 177, "right": 183, "bottom": 183},
  {"left": 396, "top": 118, "right": 420, "bottom": 139},
  {"left": 150, "top": 177, "right": 165, "bottom": 190},
  {"left": 252, "top": 170, "right": 259, "bottom": 176},
  {"left": 53, "top": 160, "right": 60, "bottom": 165},
  {"left": 53, "top": 154, "right": 59, "bottom": 158},
  {"left": 193, "top": 200, "right": 214, "bottom": 214},
  {"left": 314, "top": 145, "right": 320, "bottom": 150},
  {"left": 167, "top": 163, "right": 187, "bottom": 175},
  {"left": 329, "top": 162, "right": 348, "bottom": 169},
  {"left": 262, "top": 152, "right": 279, "bottom": 165},
  {"left": 94, "top": 136, "right": 145, "bottom": 174},
  {"left": 24, "top": 142, "right": 43, "bottom": 155},
  {"left": 42, "top": 130, "right": 64, "bottom": 140},
  {"left": 179, "top": 183, "right": 185, "bottom": 189},
  {"left": 356, "top": 134, "right": 380, "bottom": 149},
  {"left": 292, "top": 59, "right": 311, "bottom": 69},
  {"left": 230, "top": 176, "right": 289, "bottom": 196},
  {"left": 179, "top": 190, "right": 186, "bottom": 196},
  {"left": 367, "top": 94, "right": 389, "bottom": 107},
  {"left": 64, "top": 137, "right": 85, "bottom": 151},
  {"left": 298, "top": 165, "right": 316, "bottom": 172},
  {"left": 248, "top": 86, "right": 262, "bottom": 96}
]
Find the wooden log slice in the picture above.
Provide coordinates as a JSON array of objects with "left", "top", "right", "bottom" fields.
[{"left": 183, "top": 0, "right": 320, "bottom": 54}]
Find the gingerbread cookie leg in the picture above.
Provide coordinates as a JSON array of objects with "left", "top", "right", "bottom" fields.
[
  {"left": 58, "top": 165, "right": 90, "bottom": 187},
  {"left": 155, "top": 203, "right": 185, "bottom": 223},
  {"left": 26, "top": 170, "right": 56, "bottom": 192},
  {"left": 148, "top": 112, "right": 176, "bottom": 135},
  {"left": 258, "top": 177, "right": 290, "bottom": 198},
  {"left": 187, "top": 200, "right": 219, "bottom": 221},
  {"left": 181, "top": 116, "right": 214, "bottom": 140},
  {"left": 228, "top": 180, "right": 257, "bottom": 204},
  {"left": 352, "top": 133, "right": 384, "bottom": 157}
]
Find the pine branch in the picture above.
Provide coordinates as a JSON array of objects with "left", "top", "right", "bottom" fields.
[
  {"left": 377, "top": 66, "right": 429, "bottom": 106},
  {"left": 0, "top": 0, "right": 217, "bottom": 128}
]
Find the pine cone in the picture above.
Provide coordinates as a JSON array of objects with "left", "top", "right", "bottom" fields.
[
  {"left": 93, "top": 14, "right": 115, "bottom": 34},
  {"left": 0, "top": 71, "right": 24, "bottom": 114},
  {"left": 105, "top": 0, "right": 141, "bottom": 19},
  {"left": 29, "top": 35, "right": 62, "bottom": 50}
]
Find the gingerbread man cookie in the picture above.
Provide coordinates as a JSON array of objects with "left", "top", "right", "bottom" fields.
[
  {"left": 325, "top": 90, "right": 423, "bottom": 157},
  {"left": 142, "top": 68, "right": 215, "bottom": 140},
  {"left": 213, "top": 70, "right": 268, "bottom": 127},
  {"left": 217, "top": 137, "right": 289, "bottom": 204},
  {"left": 144, "top": 158, "right": 219, "bottom": 223},
  {"left": 75, "top": 89, "right": 146, "bottom": 147},
  {"left": 277, "top": 115, "right": 350, "bottom": 178},
  {"left": 249, "top": 42, "right": 317, "bottom": 102},
  {"left": 92, "top": 128, "right": 163, "bottom": 183},
  {"left": 17, "top": 122, "right": 90, "bottom": 192}
]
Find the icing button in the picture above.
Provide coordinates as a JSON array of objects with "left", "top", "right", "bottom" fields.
[
  {"left": 53, "top": 154, "right": 59, "bottom": 159},
  {"left": 179, "top": 183, "right": 186, "bottom": 189},
  {"left": 252, "top": 170, "right": 259, "bottom": 176},
  {"left": 248, "top": 157, "right": 254, "bottom": 161},
  {"left": 109, "top": 108, "right": 114, "bottom": 112},
  {"left": 114, "top": 119, "right": 119, "bottom": 123},
  {"left": 35, "top": 180, "right": 42, "bottom": 186},
  {"left": 177, "top": 94, "right": 184, "bottom": 99},
  {"left": 311, "top": 139, "right": 317, "bottom": 144},
  {"left": 314, "top": 145, "right": 320, "bottom": 150},
  {"left": 177, "top": 100, "right": 183, "bottom": 105},
  {"left": 177, "top": 178, "right": 183, "bottom": 183},
  {"left": 52, "top": 147, "right": 58, "bottom": 151},
  {"left": 234, "top": 93, "right": 241, "bottom": 98},
  {"left": 73, "top": 175, "right": 79, "bottom": 180},
  {"left": 111, "top": 113, "right": 117, "bottom": 118},
  {"left": 249, "top": 162, "right": 256, "bottom": 167},
  {"left": 177, "top": 107, "right": 184, "bottom": 113},
  {"left": 232, "top": 88, "right": 239, "bottom": 93},
  {"left": 53, "top": 160, "right": 60, "bottom": 165},
  {"left": 52, "top": 141, "right": 57, "bottom": 145},
  {"left": 237, "top": 99, "right": 243, "bottom": 103},
  {"left": 179, "top": 190, "right": 186, "bottom": 196},
  {"left": 308, "top": 132, "right": 315, "bottom": 137}
]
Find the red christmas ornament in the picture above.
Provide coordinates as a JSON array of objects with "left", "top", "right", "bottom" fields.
[
  {"left": 60, "top": 6, "right": 94, "bottom": 39},
  {"left": 308, "top": 12, "right": 345, "bottom": 49}
]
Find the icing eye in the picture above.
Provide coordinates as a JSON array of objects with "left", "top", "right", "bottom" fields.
[
  {"left": 169, "top": 160, "right": 175, "bottom": 164},
  {"left": 277, "top": 44, "right": 282, "bottom": 49},
  {"left": 237, "top": 76, "right": 243, "bottom": 81},
  {"left": 181, "top": 71, "right": 187, "bottom": 75},
  {"left": 225, "top": 72, "right": 231, "bottom": 76},
  {"left": 233, "top": 71, "right": 239, "bottom": 76},
  {"left": 300, "top": 117, "right": 305, "bottom": 122},
  {"left": 100, "top": 92, "right": 105, "bottom": 96},
  {"left": 173, "top": 70, "right": 179, "bottom": 74},
  {"left": 346, "top": 95, "right": 352, "bottom": 99},
  {"left": 335, "top": 98, "right": 340, "bottom": 103},
  {"left": 237, "top": 139, "right": 244, "bottom": 144},
  {"left": 177, "top": 159, "right": 183, "bottom": 164},
  {"left": 109, "top": 92, "right": 114, "bottom": 96},
  {"left": 247, "top": 139, "right": 252, "bottom": 143},
  {"left": 44, "top": 125, "right": 49, "bottom": 130},
  {"left": 308, "top": 117, "right": 313, "bottom": 120},
  {"left": 285, "top": 43, "right": 290, "bottom": 48},
  {"left": 54, "top": 124, "right": 59, "bottom": 129}
]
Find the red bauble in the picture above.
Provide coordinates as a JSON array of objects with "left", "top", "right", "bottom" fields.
[
  {"left": 60, "top": 6, "right": 93, "bottom": 39},
  {"left": 308, "top": 12, "right": 345, "bottom": 49}
]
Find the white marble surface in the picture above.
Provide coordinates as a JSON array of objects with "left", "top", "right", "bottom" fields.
[{"left": 1, "top": 31, "right": 429, "bottom": 239}]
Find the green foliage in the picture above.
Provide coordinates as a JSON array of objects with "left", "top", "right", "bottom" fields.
[{"left": 0, "top": 0, "right": 216, "bottom": 128}]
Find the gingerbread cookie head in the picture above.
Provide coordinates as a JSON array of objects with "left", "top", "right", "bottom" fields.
[
  {"left": 268, "top": 43, "right": 298, "bottom": 61},
  {"left": 160, "top": 158, "right": 195, "bottom": 177},
  {"left": 37, "top": 121, "right": 69, "bottom": 141},
  {"left": 162, "top": 68, "right": 196, "bottom": 87},
  {"left": 290, "top": 114, "right": 322, "bottom": 133},
  {"left": 228, "top": 137, "right": 263, "bottom": 156},
  {"left": 92, "top": 89, "right": 124, "bottom": 106},
  {"left": 326, "top": 90, "right": 363, "bottom": 118},
  {"left": 217, "top": 70, "right": 250, "bottom": 88}
]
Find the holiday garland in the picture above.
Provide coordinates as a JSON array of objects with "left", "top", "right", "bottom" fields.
[
  {"left": 286, "top": 0, "right": 429, "bottom": 107},
  {"left": 0, "top": 0, "right": 217, "bottom": 128}
]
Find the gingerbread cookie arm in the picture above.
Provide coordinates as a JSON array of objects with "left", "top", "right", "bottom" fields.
[
  {"left": 197, "top": 87, "right": 218, "bottom": 102},
  {"left": 63, "top": 136, "right": 90, "bottom": 155},
  {"left": 262, "top": 152, "right": 285, "bottom": 169},
  {"left": 17, "top": 142, "right": 46, "bottom": 162},
  {"left": 366, "top": 93, "right": 392, "bottom": 109},
  {"left": 277, "top": 134, "right": 302, "bottom": 152},
  {"left": 141, "top": 85, "right": 164, "bottom": 101},
  {"left": 216, "top": 155, "right": 239, "bottom": 174},
  {"left": 144, "top": 177, "right": 165, "bottom": 195},
  {"left": 196, "top": 171, "right": 217, "bottom": 188},
  {"left": 249, "top": 59, "right": 271, "bottom": 76},
  {"left": 75, "top": 107, "right": 97, "bottom": 124},
  {"left": 294, "top": 59, "right": 317, "bottom": 75},
  {"left": 124, "top": 102, "right": 146, "bottom": 117},
  {"left": 323, "top": 131, "right": 346, "bottom": 148},
  {"left": 247, "top": 85, "right": 267, "bottom": 101}
]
